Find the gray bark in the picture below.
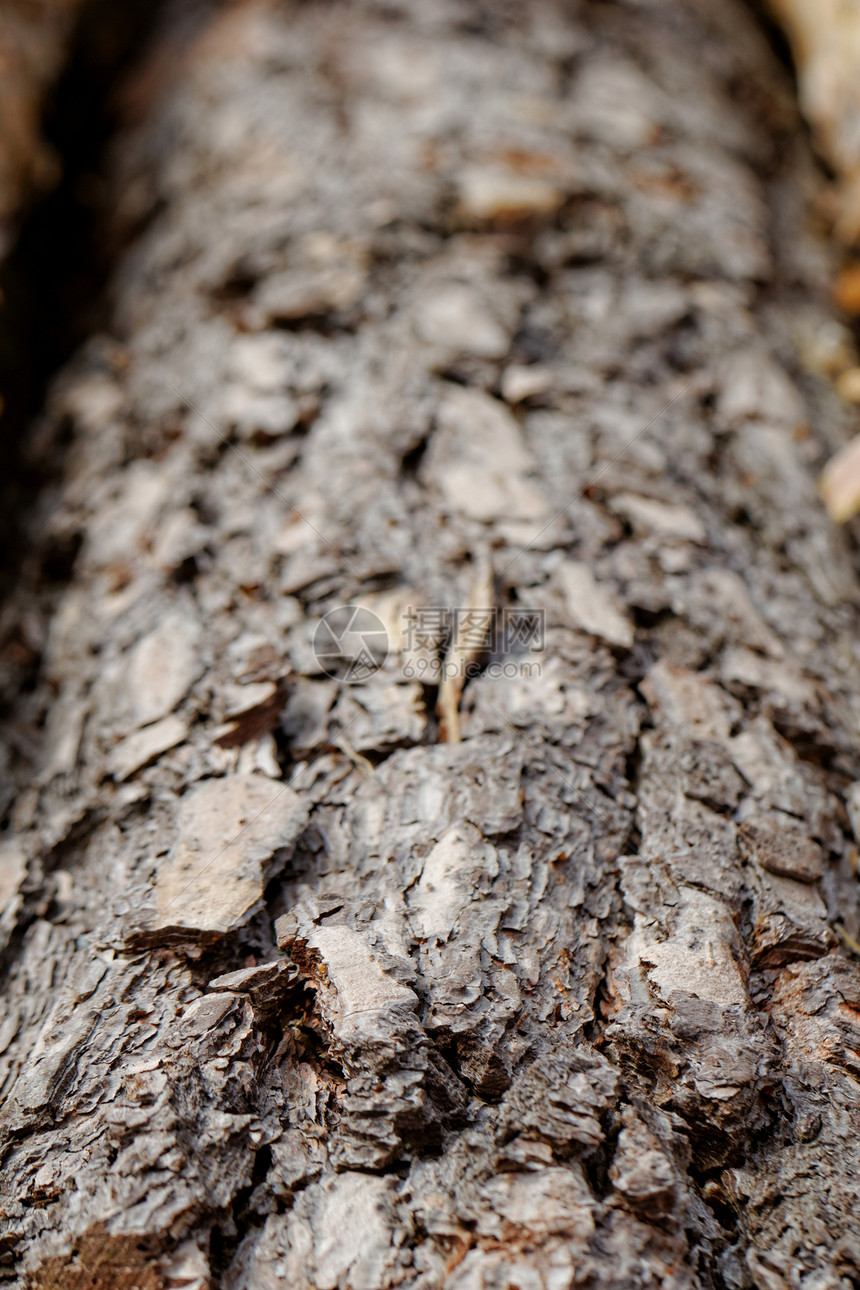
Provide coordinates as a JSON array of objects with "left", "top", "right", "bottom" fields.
[{"left": 2, "top": 0, "right": 860, "bottom": 1287}]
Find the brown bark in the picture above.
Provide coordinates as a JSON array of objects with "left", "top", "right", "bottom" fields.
[{"left": 1, "top": 1, "right": 860, "bottom": 1287}]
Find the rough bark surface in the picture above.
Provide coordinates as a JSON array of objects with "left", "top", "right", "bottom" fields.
[{"left": 1, "top": 1, "right": 860, "bottom": 1287}]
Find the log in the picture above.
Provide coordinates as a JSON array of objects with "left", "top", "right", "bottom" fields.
[{"left": 1, "top": 0, "right": 860, "bottom": 1286}]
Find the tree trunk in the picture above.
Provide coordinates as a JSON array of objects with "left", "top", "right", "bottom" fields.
[{"left": 2, "top": 1, "right": 860, "bottom": 1287}]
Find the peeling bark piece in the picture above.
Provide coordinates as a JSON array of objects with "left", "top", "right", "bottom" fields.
[
  {"left": 228, "top": 332, "right": 289, "bottom": 391},
  {"left": 126, "top": 607, "right": 203, "bottom": 729},
  {"left": 457, "top": 165, "right": 563, "bottom": 224},
  {"left": 716, "top": 347, "right": 806, "bottom": 429},
  {"left": 402, "top": 814, "right": 515, "bottom": 1092},
  {"left": 180, "top": 992, "right": 237, "bottom": 1037},
  {"left": 269, "top": 1131, "right": 327, "bottom": 1195},
  {"left": 739, "top": 814, "right": 824, "bottom": 883},
  {"left": 223, "top": 385, "right": 301, "bottom": 441},
  {"left": 408, "top": 823, "right": 499, "bottom": 946},
  {"left": 501, "top": 364, "right": 555, "bottom": 403},
  {"left": 279, "top": 917, "right": 418, "bottom": 1043},
  {"left": 416, "top": 283, "right": 510, "bottom": 358},
  {"left": 424, "top": 386, "right": 546, "bottom": 522},
  {"left": 609, "top": 860, "right": 770, "bottom": 1166},
  {"left": 277, "top": 902, "right": 461, "bottom": 1169},
  {"left": 209, "top": 960, "right": 286, "bottom": 992},
  {"left": 631, "top": 888, "right": 748, "bottom": 1011},
  {"left": 747, "top": 866, "right": 834, "bottom": 968},
  {"left": 310, "top": 1173, "right": 402, "bottom": 1290},
  {"left": 609, "top": 1108, "right": 678, "bottom": 1219},
  {"left": 478, "top": 1166, "right": 595, "bottom": 1242},
  {"left": 147, "top": 775, "right": 307, "bottom": 936},
  {"left": 82, "top": 458, "right": 171, "bottom": 570},
  {"left": 247, "top": 257, "right": 367, "bottom": 328},
  {"left": 160, "top": 1239, "right": 209, "bottom": 1290},
  {"left": 213, "top": 680, "right": 285, "bottom": 750},
  {"left": 570, "top": 55, "right": 666, "bottom": 150},
  {"left": 208, "top": 959, "right": 294, "bottom": 1014},
  {"left": 720, "top": 645, "right": 817, "bottom": 710},
  {"left": 609, "top": 493, "right": 706, "bottom": 543},
  {"left": 555, "top": 561, "right": 633, "bottom": 648},
  {"left": 233, "top": 1172, "right": 403, "bottom": 1290},
  {"left": 107, "top": 713, "right": 187, "bottom": 781}
]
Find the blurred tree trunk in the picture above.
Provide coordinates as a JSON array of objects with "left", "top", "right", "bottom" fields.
[{"left": 2, "top": 1, "right": 860, "bottom": 1287}]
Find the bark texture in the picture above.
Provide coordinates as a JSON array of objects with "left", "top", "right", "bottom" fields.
[{"left": 2, "top": 1, "right": 860, "bottom": 1287}]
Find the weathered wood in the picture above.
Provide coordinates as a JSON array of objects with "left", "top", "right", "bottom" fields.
[{"left": 1, "top": 0, "right": 860, "bottom": 1286}]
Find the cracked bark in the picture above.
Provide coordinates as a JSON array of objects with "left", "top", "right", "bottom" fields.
[{"left": 1, "top": 1, "right": 860, "bottom": 1287}]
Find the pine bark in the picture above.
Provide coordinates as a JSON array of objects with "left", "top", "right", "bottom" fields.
[{"left": 2, "top": 1, "right": 860, "bottom": 1287}]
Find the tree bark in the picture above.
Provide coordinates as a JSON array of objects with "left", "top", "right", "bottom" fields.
[{"left": 2, "top": 1, "right": 860, "bottom": 1287}]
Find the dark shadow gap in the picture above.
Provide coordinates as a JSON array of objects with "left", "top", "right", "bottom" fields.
[{"left": 0, "top": 0, "right": 172, "bottom": 595}]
